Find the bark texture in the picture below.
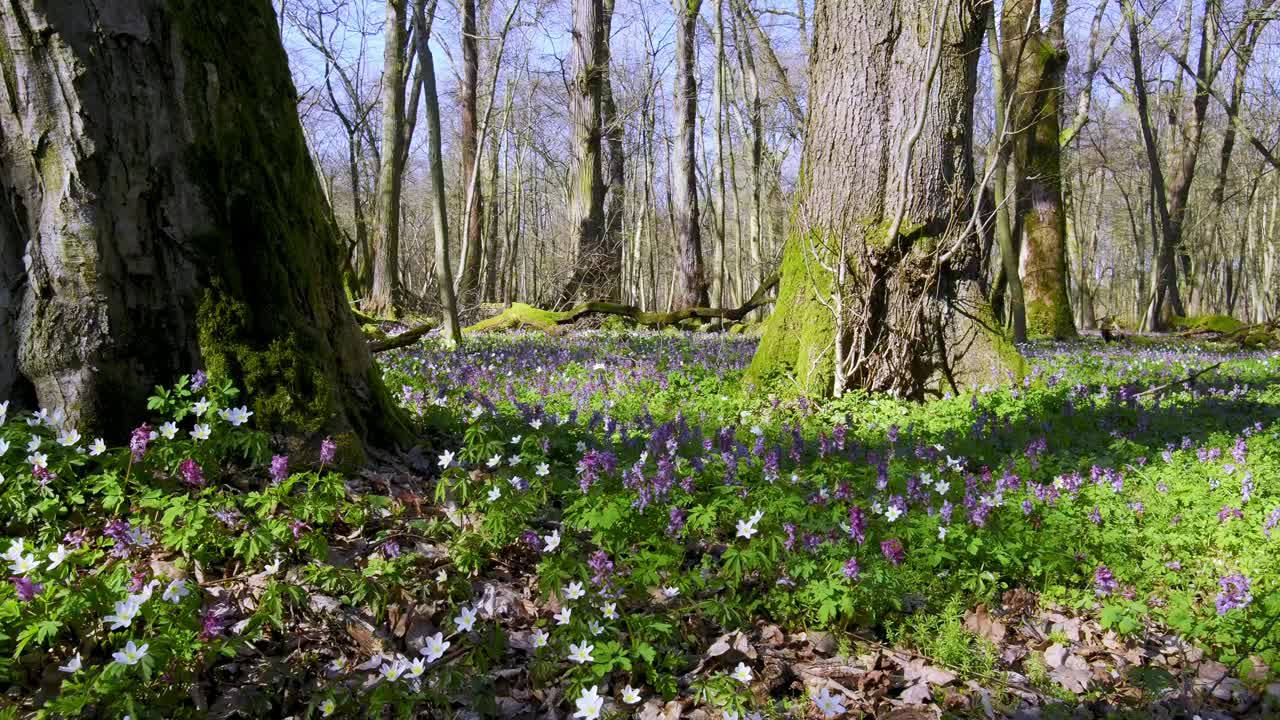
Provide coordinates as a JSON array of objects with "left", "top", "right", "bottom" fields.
[
  {"left": 671, "top": 0, "right": 710, "bottom": 310},
  {"left": 456, "top": 0, "right": 485, "bottom": 307},
  {"left": 0, "top": 0, "right": 407, "bottom": 446},
  {"left": 748, "top": 0, "right": 1008, "bottom": 398},
  {"left": 369, "top": 0, "right": 408, "bottom": 316},
  {"left": 559, "top": 0, "right": 614, "bottom": 304},
  {"left": 1003, "top": 0, "right": 1076, "bottom": 338}
]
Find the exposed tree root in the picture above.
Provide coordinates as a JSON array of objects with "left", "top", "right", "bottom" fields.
[{"left": 466, "top": 272, "right": 779, "bottom": 334}]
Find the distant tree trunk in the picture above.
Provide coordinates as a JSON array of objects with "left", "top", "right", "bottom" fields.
[
  {"left": 1003, "top": 0, "right": 1075, "bottom": 338},
  {"left": 559, "top": 0, "right": 612, "bottom": 303},
  {"left": 672, "top": 0, "right": 710, "bottom": 309},
  {"left": 748, "top": 0, "right": 1000, "bottom": 398},
  {"left": 987, "top": 8, "right": 1026, "bottom": 342},
  {"left": 600, "top": 0, "right": 626, "bottom": 297},
  {"left": 456, "top": 0, "right": 485, "bottom": 308},
  {"left": 730, "top": 4, "right": 766, "bottom": 291},
  {"left": 0, "top": 0, "right": 407, "bottom": 446},
  {"left": 413, "top": 0, "right": 462, "bottom": 341},
  {"left": 370, "top": 0, "right": 408, "bottom": 316}
]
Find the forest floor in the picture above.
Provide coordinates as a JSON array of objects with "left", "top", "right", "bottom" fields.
[{"left": 3, "top": 331, "right": 1279, "bottom": 719}]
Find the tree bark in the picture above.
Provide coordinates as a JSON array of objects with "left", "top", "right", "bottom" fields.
[
  {"left": 1003, "top": 0, "right": 1076, "bottom": 338},
  {"left": 559, "top": 0, "right": 618, "bottom": 303},
  {"left": 0, "top": 0, "right": 408, "bottom": 446},
  {"left": 412, "top": 0, "right": 462, "bottom": 342},
  {"left": 747, "top": 0, "right": 1004, "bottom": 399},
  {"left": 672, "top": 0, "right": 710, "bottom": 310},
  {"left": 456, "top": 0, "right": 485, "bottom": 307},
  {"left": 600, "top": 0, "right": 626, "bottom": 298},
  {"left": 369, "top": 0, "right": 409, "bottom": 316}
]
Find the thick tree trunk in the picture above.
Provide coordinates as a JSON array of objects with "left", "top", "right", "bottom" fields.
[
  {"left": 456, "top": 0, "right": 485, "bottom": 307},
  {"left": 0, "top": 0, "right": 408, "bottom": 447},
  {"left": 560, "top": 0, "right": 619, "bottom": 303},
  {"left": 370, "top": 0, "right": 408, "bottom": 316},
  {"left": 672, "top": 0, "right": 710, "bottom": 309},
  {"left": 748, "top": 0, "right": 1006, "bottom": 398},
  {"left": 1004, "top": 0, "right": 1076, "bottom": 338}
]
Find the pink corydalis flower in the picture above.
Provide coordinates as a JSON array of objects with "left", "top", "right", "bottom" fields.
[
  {"left": 179, "top": 458, "right": 206, "bottom": 488},
  {"left": 130, "top": 424, "right": 151, "bottom": 461},
  {"left": 269, "top": 455, "right": 289, "bottom": 484},
  {"left": 319, "top": 437, "right": 337, "bottom": 465}
]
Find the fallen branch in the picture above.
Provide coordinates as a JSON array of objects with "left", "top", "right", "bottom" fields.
[
  {"left": 467, "top": 271, "right": 780, "bottom": 334},
  {"left": 369, "top": 321, "right": 439, "bottom": 352},
  {"left": 1136, "top": 361, "right": 1224, "bottom": 398}
]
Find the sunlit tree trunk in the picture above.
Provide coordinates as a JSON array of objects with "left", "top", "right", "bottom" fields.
[
  {"left": 748, "top": 0, "right": 1001, "bottom": 398},
  {"left": 672, "top": 0, "right": 710, "bottom": 309},
  {"left": 0, "top": 0, "right": 407, "bottom": 445},
  {"left": 559, "top": 0, "right": 611, "bottom": 303},
  {"left": 456, "top": 0, "right": 485, "bottom": 307},
  {"left": 599, "top": 0, "right": 626, "bottom": 300},
  {"left": 1003, "top": 0, "right": 1075, "bottom": 338},
  {"left": 369, "top": 0, "right": 409, "bottom": 315},
  {"left": 412, "top": 0, "right": 462, "bottom": 341}
]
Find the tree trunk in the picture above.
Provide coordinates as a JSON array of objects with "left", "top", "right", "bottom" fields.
[
  {"left": 456, "top": 0, "right": 484, "bottom": 307},
  {"left": 747, "top": 0, "right": 1004, "bottom": 398},
  {"left": 560, "top": 0, "right": 619, "bottom": 303},
  {"left": 599, "top": 0, "right": 626, "bottom": 299},
  {"left": 413, "top": 0, "right": 462, "bottom": 342},
  {"left": 672, "top": 0, "right": 710, "bottom": 309},
  {"left": 986, "top": 8, "right": 1026, "bottom": 341},
  {"left": 1004, "top": 0, "right": 1076, "bottom": 338},
  {"left": 0, "top": 0, "right": 407, "bottom": 447},
  {"left": 370, "top": 0, "right": 408, "bottom": 316}
]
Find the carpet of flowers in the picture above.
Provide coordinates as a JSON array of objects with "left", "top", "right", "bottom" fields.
[{"left": 1, "top": 331, "right": 1278, "bottom": 718}]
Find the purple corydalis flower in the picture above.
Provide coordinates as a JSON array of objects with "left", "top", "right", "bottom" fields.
[
  {"left": 269, "top": 455, "right": 289, "bottom": 484},
  {"left": 63, "top": 528, "right": 91, "bottom": 549},
  {"left": 848, "top": 506, "right": 866, "bottom": 545},
  {"left": 381, "top": 538, "right": 400, "bottom": 557},
  {"left": 1089, "top": 506, "right": 1102, "bottom": 525},
  {"left": 1264, "top": 508, "right": 1280, "bottom": 539},
  {"left": 192, "top": 370, "right": 208, "bottom": 390},
  {"left": 783, "top": 523, "right": 797, "bottom": 551},
  {"left": 1094, "top": 565, "right": 1118, "bottom": 596},
  {"left": 577, "top": 450, "right": 617, "bottom": 493},
  {"left": 179, "top": 458, "right": 205, "bottom": 488},
  {"left": 588, "top": 550, "right": 615, "bottom": 588},
  {"left": 843, "top": 557, "right": 861, "bottom": 579},
  {"left": 1218, "top": 506, "right": 1243, "bottom": 523},
  {"left": 880, "top": 538, "right": 905, "bottom": 566},
  {"left": 199, "top": 603, "right": 233, "bottom": 639},
  {"left": 130, "top": 424, "right": 151, "bottom": 462},
  {"left": 666, "top": 507, "right": 686, "bottom": 537},
  {"left": 11, "top": 576, "right": 42, "bottom": 602},
  {"left": 1215, "top": 574, "right": 1252, "bottom": 615},
  {"left": 320, "top": 437, "right": 337, "bottom": 465},
  {"left": 520, "top": 530, "right": 541, "bottom": 551}
]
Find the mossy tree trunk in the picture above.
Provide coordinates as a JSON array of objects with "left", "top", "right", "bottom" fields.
[
  {"left": 559, "top": 0, "right": 616, "bottom": 304},
  {"left": 0, "top": 0, "right": 408, "bottom": 447},
  {"left": 1003, "top": 0, "right": 1076, "bottom": 339},
  {"left": 748, "top": 0, "right": 1001, "bottom": 399}
]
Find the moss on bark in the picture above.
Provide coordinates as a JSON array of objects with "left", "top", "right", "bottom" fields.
[{"left": 745, "top": 233, "right": 835, "bottom": 396}]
